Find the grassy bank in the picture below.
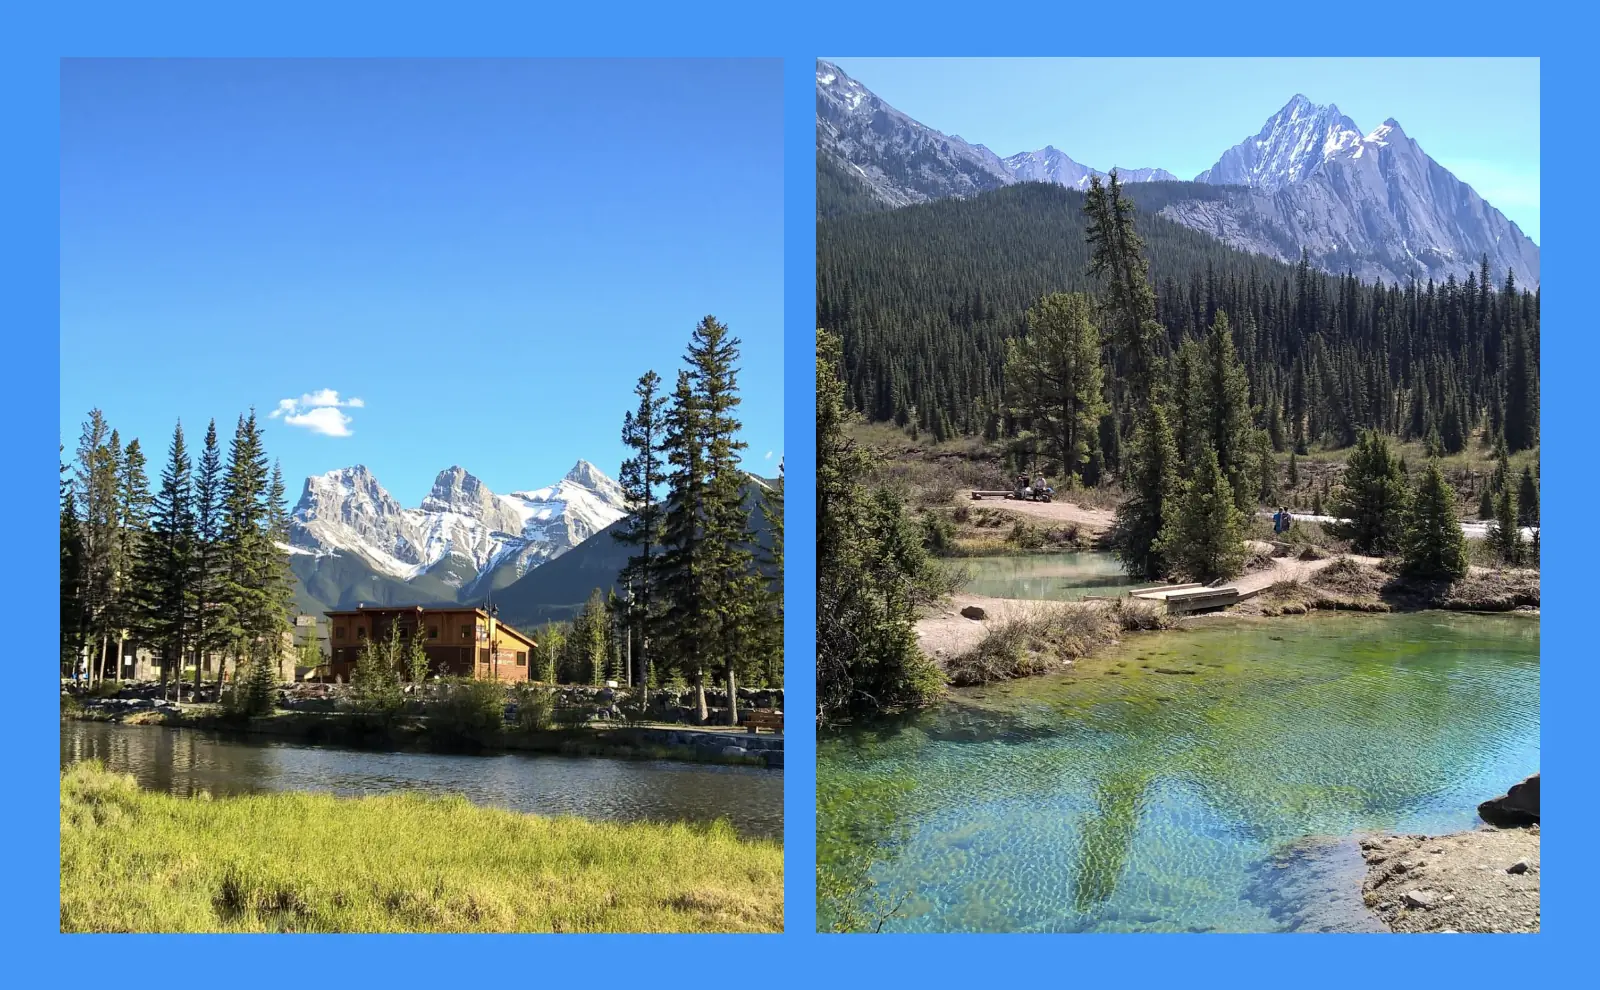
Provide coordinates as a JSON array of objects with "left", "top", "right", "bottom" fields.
[
  {"left": 60, "top": 762, "right": 782, "bottom": 933},
  {"left": 945, "top": 598, "right": 1172, "bottom": 686}
]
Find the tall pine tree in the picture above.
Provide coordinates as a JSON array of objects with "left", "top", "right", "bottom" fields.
[{"left": 615, "top": 370, "right": 668, "bottom": 689}]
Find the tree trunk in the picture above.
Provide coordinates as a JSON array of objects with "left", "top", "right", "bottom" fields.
[
  {"left": 726, "top": 667, "right": 739, "bottom": 727},
  {"left": 694, "top": 666, "right": 708, "bottom": 724},
  {"left": 115, "top": 632, "right": 126, "bottom": 682},
  {"left": 97, "top": 632, "right": 109, "bottom": 685}
]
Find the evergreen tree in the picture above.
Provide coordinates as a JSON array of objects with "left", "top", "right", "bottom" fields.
[
  {"left": 1110, "top": 404, "right": 1179, "bottom": 580},
  {"left": 110, "top": 437, "right": 150, "bottom": 679},
  {"left": 686, "top": 317, "right": 761, "bottom": 725},
  {"left": 1255, "top": 429, "right": 1277, "bottom": 503},
  {"left": 217, "top": 412, "right": 272, "bottom": 681},
  {"left": 1517, "top": 465, "right": 1539, "bottom": 527},
  {"left": 1488, "top": 484, "right": 1523, "bottom": 565},
  {"left": 1401, "top": 462, "right": 1468, "bottom": 580},
  {"left": 60, "top": 451, "right": 86, "bottom": 677},
  {"left": 1002, "top": 292, "right": 1106, "bottom": 486},
  {"left": 1156, "top": 447, "right": 1248, "bottom": 582},
  {"left": 615, "top": 370, "right": 667, "bottom": 688},
  {"left": 1083, "top": 172, "right": 1161, "bottom": 401},
  {"left": 1287, "top": 451, "right": 1299, "bottom": 488},
  {"left": 75, "top": 411, "right": 120, "bottom": 682},
  {"left": 191, "top": 420, "right": 225, "bottom": 695},
  {"left": 262, "top": 460, "right": 295, "bottom": 643},
  {"left": 1503, "top": 297, "right": 1538, "bottom": 452},
  {"left": 1328, "top": 431, "right": 1410, "bottom": 556},
  {"left": 816, "top": 330, "right": 941, "bottom": 719},
  {"left": 754, "top": 476, "right": 784, "bottom": 691},
  {"left": 1192, "top": 311, "right": 1255, "bottom": 511},
  {"left": 656, "top": 369, "right": 708, "bottom": 714},
  {"left": 135, "top": 423, "right": 194, "bottom": 694}
]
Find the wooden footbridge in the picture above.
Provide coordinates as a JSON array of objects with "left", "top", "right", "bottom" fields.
[{"left": 1117, "top": 581, "right": 1262, "bottom": 615}]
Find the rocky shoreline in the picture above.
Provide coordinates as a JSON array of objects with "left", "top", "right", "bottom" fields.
[
  {"left": 1359, "top": 826, "right": 1539, "bottom": 933},
  {"left": 1360, "top": 775, "right": 1540, "bottom": 933},
  {"left": 63, "top": 689, "right": 784, "bottom": 769}
]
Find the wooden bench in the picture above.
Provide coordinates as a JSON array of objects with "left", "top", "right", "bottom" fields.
[{"left": 743, "top": 710, "right": 784, "bottom": 734}]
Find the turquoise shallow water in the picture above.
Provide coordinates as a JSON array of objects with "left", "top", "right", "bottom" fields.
[
  {"left": 817, "top": 611, "right": 1539, "bottom": 932},
  {"left": 959, "top": 552, "right": 1135, "bottom": 601}
]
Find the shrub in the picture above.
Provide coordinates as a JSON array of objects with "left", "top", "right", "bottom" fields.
[
  {"left": 555, "top": 701, "right": 596, "bottom": 731},
  {"left": 429, "top": 678, "right": 506, "bottom": 748},
  {"left": 511, "top": 682, "right": 556, "bottom": 732},
  {"left": 945, "top": 605, "right": 1124, "bottom": 686}
]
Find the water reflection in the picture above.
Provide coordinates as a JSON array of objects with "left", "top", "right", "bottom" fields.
[
  {"left": 959, "top": 552, "right": 1136, "bottom": 601},
  {"left": 62, "top": 722, "right": 782, "bottom": 841}
]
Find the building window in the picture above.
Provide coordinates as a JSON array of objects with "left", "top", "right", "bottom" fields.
[
  {"left": 461, "top": 624, "right": 472, "bottom": 641},
  {"left": 334, "top": 627, "right": 345, "bottom": 640},
  {"left": 357, "top": 628, "right": 366, "bottom": 639},
  {"left": 428, "top": 626, "right": 438, "bottom": 640},
  {"left": 479, "top": 649, "right": 489, "bottom": 666},
  {"left": 516, "top": 651, "right": 527, "bottom": 667}
]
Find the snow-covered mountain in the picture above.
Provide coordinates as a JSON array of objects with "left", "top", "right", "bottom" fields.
[
  {"left": 288, "top": 460, "right": 629, "bottom": 596},
  {"left": 1003, "top": 146, "right": 1177, "bottom": 191},
  {"left": 816, "top": 58, "right": 1014, "bottom": 208},
  {"left": 818, "top": 59, "right": 1177, "bottom": 209},
  {"left": 1194, "top": 95, "right": 1366, "bottom": 191},
  {"left": 818, "top": 63, "right": 1539, "bottom": 287},
  {"left": 1175, "top": 95, "right": 1540, "bottom": 285}
]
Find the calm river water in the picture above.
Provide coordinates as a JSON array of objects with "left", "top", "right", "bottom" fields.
[
  {"left": 818, "top": 611, "right": 1538, "bottom": 932},
  {"left": 62, "top": 722, "right": 783, "bottom": 841},
  {"left": 959, "top": 552, "right": 1136, "bottom": 601}
]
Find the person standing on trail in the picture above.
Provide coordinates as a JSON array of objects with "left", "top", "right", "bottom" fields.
[
  {"left": 1281, "top": 507, "right": 1293, "bottom": 534},
  {"left": 1272, "top": 508, "right": 1284, "bottom": 535}
]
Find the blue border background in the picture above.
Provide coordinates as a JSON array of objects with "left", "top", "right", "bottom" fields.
[{"left": 5, "top": 0, "right": 1588, "bottom": 980}]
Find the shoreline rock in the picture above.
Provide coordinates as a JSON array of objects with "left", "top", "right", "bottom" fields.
[{"left": 1478, "top": 773, "right": 1539, "bottom": 827}]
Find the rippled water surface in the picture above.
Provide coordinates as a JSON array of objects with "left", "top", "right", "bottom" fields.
[
  {"left": 62, "top": 723, "right": 783, "bottom": 840},
  {"left": 817, "top": 612, "right": 1538, "bottom": 932},
  {"left": 960, "top": 552, "right": 1136, "bottom": 601}
]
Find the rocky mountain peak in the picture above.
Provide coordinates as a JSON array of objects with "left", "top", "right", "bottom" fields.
[{"left": 564, "top": 459, "right": 611, "bottom": 491}]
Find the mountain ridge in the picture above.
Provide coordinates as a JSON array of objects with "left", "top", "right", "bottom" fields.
[
  {"left": 288, "top": 459, "right": 629, "bottom": 604},
  {"left": 817, "top": 64, "right": 1539, "bottom": 286}
]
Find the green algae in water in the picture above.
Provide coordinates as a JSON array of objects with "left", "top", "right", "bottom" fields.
[
  {"left": 816, "top": 611, "right": 1539, "bottom": 933},
  {"left": 959, "top": 552, "right": 1136, "bottom": 601}
]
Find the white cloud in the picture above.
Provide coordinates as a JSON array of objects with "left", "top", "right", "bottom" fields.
[
  {"left": 271, "top": 389, "right": 363, "bottom": 436},
  {"left": 764, "top": 450, "right": 773, "bottom": 459}
]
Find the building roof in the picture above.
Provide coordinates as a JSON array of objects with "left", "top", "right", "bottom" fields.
[{"left": 323, "top": 604, "right": 537, "bottom": 649}]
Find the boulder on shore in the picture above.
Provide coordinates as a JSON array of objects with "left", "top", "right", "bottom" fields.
[
  {"left": 960, "top": 605, "right": 987, "bottom": 621},
  {"left": 1478, "top": 773, "right": 1539, "bottom": 827}
]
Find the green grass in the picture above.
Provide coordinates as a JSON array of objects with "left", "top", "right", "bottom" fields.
[{"left": 60, "top": 762, "right": 783, "bottom": 933}]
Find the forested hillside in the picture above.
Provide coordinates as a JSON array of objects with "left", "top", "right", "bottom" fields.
[{"left": 817, "top": 181, "right": 1539, "bottom": 457}]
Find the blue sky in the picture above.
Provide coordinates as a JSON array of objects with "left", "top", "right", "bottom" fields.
[
  {"left": 61, "top": 59, "right": 784, "bottom": 508},
  {"left": 828, "top": 57, "right": 1540, "bottom": 243}
]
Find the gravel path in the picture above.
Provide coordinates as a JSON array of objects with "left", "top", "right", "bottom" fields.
[
  {"left": 966, "top": 495, "right": 1116, "bottom": 532},
  {"left": 1360, "top": 827, "right": 1539, "bottom": 933}
]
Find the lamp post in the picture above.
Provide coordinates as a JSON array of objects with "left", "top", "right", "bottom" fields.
[{"left": 485, "top": 602, "right": 499, "bottom": 682}]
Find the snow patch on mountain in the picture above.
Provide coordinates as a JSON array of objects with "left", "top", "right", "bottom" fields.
[{"left": 289, "top": 460, "right": 629, "bottom": 586}]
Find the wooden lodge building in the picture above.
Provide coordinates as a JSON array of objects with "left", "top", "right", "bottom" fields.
[{"left": 325, "top": 604, "right": 538, "bottom": 683}]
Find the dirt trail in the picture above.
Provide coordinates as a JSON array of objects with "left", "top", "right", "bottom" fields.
[
  {"left": 964, "top": 494, "right": 1116, "bottom": 532},
  {"left": 1233, "top": 544, "right": 1384, "bottom": 597}
]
